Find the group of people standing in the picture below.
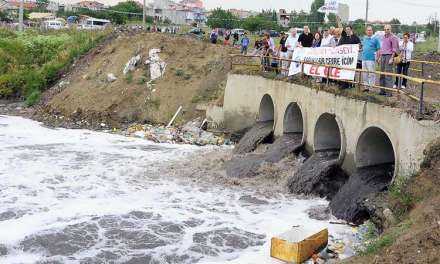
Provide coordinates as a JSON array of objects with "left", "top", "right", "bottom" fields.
[
  {"left": 246, "top": 24, "right": 414, "bottom": 95},
  {"left": 209, "top": 29, "right": 243, "bottom": 47},
  {"left": 361, "top": 24, "right": 414, "bottom": 95}
]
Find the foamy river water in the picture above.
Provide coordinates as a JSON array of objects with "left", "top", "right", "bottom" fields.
[{"left": 0, "top": 116, "right": 354, "bottom": 263}]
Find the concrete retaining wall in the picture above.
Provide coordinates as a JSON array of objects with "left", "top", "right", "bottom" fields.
[{"left": 218, "top": 74, "right": 439, "bottom": 178}]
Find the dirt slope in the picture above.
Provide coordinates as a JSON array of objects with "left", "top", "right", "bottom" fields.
[{"left": 38, "top": 32, "right": 234, "bottom": 128}]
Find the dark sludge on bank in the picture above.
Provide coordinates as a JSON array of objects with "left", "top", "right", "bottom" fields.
[{"left": 227, "top": 95, "right": 396, "bottom": 225}]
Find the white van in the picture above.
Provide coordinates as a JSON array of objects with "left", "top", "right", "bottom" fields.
[
  {"left": 43, "top": 20, "right": 64, "bottom": 30},
  {"left": 232, "top": 28, "right": 246, "bottom": 36},
  {"left": 80, "top": 18, "right": 111, "bottom": 30}
]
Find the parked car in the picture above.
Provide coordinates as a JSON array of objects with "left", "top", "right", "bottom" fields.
[
  {"left": 231, "top": 28, "right": 246, "bottom": 36},
  {"left": 80, "top": 18, "right": 111, "bottom": 30},
  {"left": 258, "top": 30, "right": 280, "bottom": 38},
  {"left": 188, "top": 27, "right": 205, "bottom": 35}
]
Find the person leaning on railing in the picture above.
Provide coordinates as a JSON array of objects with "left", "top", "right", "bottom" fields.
[
  {"left": 394, "top": 32, "right": 414, "bottom": 89},
  {"left": 339, "top": 25, "right": 361, "bottom": 89},
  {"left": 361, "top": 26, "right": 381, "bottom": 92},
  {"left": 279, "top": 32, "right": 289, "bottom": 76},
  {"left": 261, "top": 33, "right": 275, "bottom": 71},
  {"left": 285, "top": 28, "right": 299, "bottom": 73},
  {"left": 378, "top": 24, "right": 399, "bottom": 96}
]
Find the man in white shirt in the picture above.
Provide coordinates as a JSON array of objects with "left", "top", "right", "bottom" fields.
[
  {"left": 285, "top": 28, "right": 299, "bottom": 72},
  {"left": 321, "top": 29, "right": 333, "bottom": 47},
  {"left": 286, "top": 28, "right": 299, "bottom": 57}
]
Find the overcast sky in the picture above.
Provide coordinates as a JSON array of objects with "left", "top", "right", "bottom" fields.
[{"left": 68, "top": 0, "right": 440, "bottom": 24}]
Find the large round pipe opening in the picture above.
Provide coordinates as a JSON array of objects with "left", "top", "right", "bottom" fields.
[
  {"left": 283, "top": 103, "right": 303, "bottom": 135},
  {"left": 356, "top": 127, "right": 395, "bottom": 169},
  {"left": 258, "top": 94, "right": 274, "bottom": 122},
  {"left": 314, "top": 113, "right": 341, "bottom": 153}
]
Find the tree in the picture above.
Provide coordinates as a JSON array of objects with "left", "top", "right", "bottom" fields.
[
  {"left": 309, "top": 0, "right": 325, "bottom": 31},
  {"left": 289, "top": 10, "right": 309, "bottom": 28},
  {"left": 389, "top": 18, "right": 401, "bottom": 33},
  {"left": 207, "top": 8, "right": 239, "bottom": 29},
  {"left": 351, "top": 19, "right": 366, "bottom": 36},
  {"left": 0, "top": 10, "right": 9, "bottom": 22},
  {"left": 108, "top": 0, "right": 143, "bottom": 24},
  {"left": 242, "top": 15, "right": 280, "bottom": 32},
  {"left": 36, "top": 0, "right": 49, "bottom": 9}
]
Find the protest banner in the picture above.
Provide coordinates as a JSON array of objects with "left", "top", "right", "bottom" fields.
[{"left": 288, "top": 44, "right": 359, "bottom": 81}]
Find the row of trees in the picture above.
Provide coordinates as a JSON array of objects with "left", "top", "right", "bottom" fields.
[
  {"left": 56, "top": 1, "right": 152, "bottom": 25},
  {"left": 0, "top": 1, "right": 153, "bottom": 25},
  {"left": 207, "top": 0, "right": 439, "bottom": 37}
]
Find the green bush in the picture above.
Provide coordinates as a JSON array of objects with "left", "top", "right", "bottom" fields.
[
  {"left": 0, "top": 28, "right": 109, "bottom": 103},
  {"left": 175, "top": 69, "right": 184, "bottom": 76},
  {"left": 25, "top": 90, "right": 41, "bottom": 106}
]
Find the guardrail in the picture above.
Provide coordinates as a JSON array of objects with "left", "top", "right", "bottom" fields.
[
  {"left": 409, "top": 60, "right": 440, "bottom": 79},
  {"left": 230, "top": 54, "right": 440, "bottom": 119}
]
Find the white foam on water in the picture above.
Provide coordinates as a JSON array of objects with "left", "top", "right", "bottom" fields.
[{"left": 0, "top": 116, "right": 354, "bottom": 263}]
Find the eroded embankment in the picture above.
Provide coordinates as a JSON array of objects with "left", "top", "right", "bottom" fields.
[{"left": 34, "top": 31, "right": 234, "bottom": 129}]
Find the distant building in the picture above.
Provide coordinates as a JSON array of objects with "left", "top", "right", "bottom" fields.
[
  {"left": 28, "top": 12, "right": 55, "bottom": 21},
  {"left": 3, "top": 0, "right": 37, "bottom": 10},
  {"left": 229, "top": 8, "right": 253, "bottom": 19},
  {"left": 147, "top": 0, "right": 206, "bottom": 25},
  {"left": 76, "top": 1, "right": 105, "bottom": 11},
  {"left": 278, "top": 9, "right": 290, "bottom": 27},
  {"left": 338, "top": 3, "right": 350, "bottom": 23}
]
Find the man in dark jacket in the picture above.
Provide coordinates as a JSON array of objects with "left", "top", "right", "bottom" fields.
[
  {"left": 298, "top": 25, "right": 314, "bottom": 47},
  {"left": 339, "top": 25, "right": 361, "bottom": 45}
]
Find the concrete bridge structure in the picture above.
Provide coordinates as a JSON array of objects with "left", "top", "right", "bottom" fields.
[{"left": 209, "top": 74, "right": 440, "bottom": 178}]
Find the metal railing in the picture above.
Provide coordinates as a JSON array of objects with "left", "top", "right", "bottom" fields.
[
  {"left": 230, "top": 54, "right": 440, "bottom": 119},
  {"left": 409, "top": 59, "right": 440, "bottom": 79}
]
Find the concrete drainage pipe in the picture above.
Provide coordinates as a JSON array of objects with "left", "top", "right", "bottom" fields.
[
  {"left": 258, "top": 94, "right": 274, "bottom": 122},
  {"left": 283, "top": 103, "right": 304, "bottom": 134},
  {"left": 314, "top": 113, "right": 342, "bottom": 153},
  {"left": 355, "top": 127, "right": 395, "bottom": 169}
]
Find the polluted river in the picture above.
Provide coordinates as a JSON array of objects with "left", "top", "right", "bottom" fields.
[{"left": 0, "top": 115, "right": 357, "bottom": 264}]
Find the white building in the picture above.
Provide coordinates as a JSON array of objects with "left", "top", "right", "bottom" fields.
[
  {"left": 147, "top": 0, "right": 206, "bottom": 25},
  {"left": 338, "top": 3, "right": 350, "bottom": 23}
]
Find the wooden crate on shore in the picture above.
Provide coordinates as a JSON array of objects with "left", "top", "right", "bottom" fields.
[{"left": 270, "top": 228, "right": 328, "bottom": 263}]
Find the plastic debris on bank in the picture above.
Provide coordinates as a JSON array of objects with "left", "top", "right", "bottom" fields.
[{"left": 125, "top": 118, "right": 227, "bottom": 146}]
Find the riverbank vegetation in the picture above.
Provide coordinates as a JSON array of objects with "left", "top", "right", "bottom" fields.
[{"left": 0, "top": 28, "right": 109, "bottom": 105}]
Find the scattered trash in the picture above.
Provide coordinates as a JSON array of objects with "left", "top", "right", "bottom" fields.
[
  {"left": 107, "top": 73, "right": 117, "bottom": 82},
  {"left": 166, "top": 106, "right": 183, "bottom": 128},
  {"left": 58, "top": 80, "right": 70, "bottom": 88},
  {"left": 125, "top": 118, "right": 227, "bottom": 146},
  {"left": 123, "top": 55, "right": 141, "bottom": 75},
  {"left": 145, "top": 48, "right": 167, "bottom": 81}
]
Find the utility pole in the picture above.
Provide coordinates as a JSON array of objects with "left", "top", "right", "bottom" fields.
[
  {"left": 18, "top": 0, "right": 24, "bottom": 31},
  {"left": 438, "top": 23, "right": 440, "bottom": 52},
  {"left": 142, "top": 0, "right": 146, "bottom": 24},
  {"left": 365, "top": 0, "right": 369, "bottom": 27}
]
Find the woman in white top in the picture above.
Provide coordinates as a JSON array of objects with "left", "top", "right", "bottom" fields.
[{"left": 394, "top": 32, "right": 414, "bottom": 89}]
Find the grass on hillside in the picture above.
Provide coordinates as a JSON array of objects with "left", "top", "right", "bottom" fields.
[
  {"left": 415, "top": 37, "right": 439, "bottom": 53},
  {"left": 0, "top": 28, "right": 109, "bottom": 105}
]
